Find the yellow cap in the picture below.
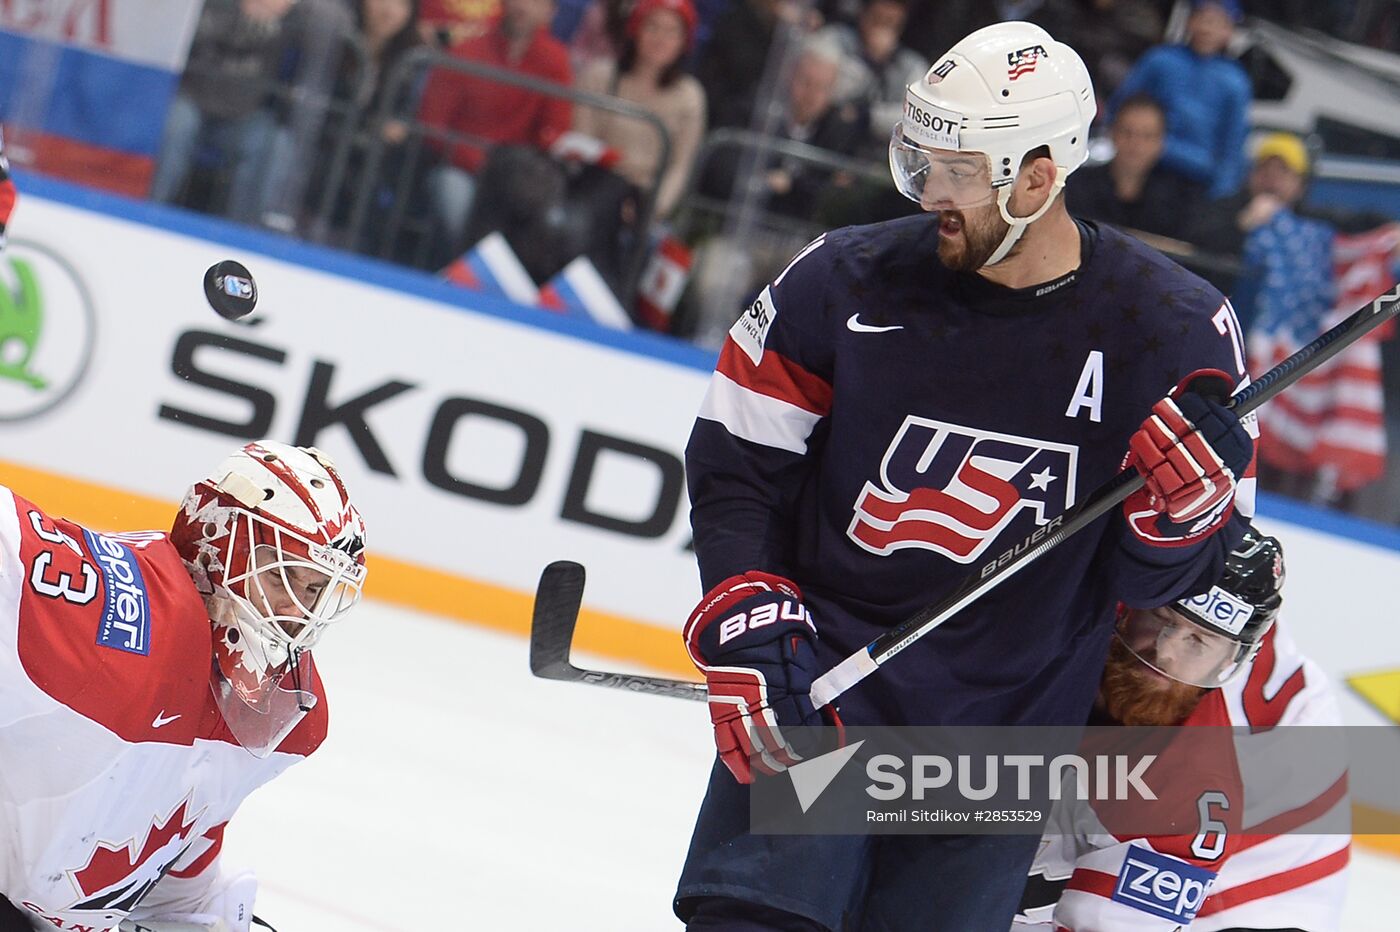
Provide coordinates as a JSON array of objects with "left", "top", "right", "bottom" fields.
[{"left": 1254, "top": 132, "right": 1309, "bottom": 175}]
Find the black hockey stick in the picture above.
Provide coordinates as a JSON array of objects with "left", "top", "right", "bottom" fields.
[
  {"left": 530, "top": 284, "right": 1400, "bottom": 706},
  {"left": 530, "top": 560, "right": 707, "bottom": 700}
]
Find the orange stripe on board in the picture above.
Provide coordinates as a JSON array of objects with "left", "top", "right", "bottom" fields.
[{"left": 0, "top": 460, "right": 697, "bottom": 679}]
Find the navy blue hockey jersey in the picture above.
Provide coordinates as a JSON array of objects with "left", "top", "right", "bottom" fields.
[{"left": 685, "top": 217, "right": 1255, "bottom": 728}]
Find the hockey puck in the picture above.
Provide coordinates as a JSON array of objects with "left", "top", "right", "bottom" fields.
[{"left": 203, "top": 260, "right": 258, "bottom": 322}]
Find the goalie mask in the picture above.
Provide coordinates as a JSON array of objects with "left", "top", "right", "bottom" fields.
[
  {"left": 1116, "top": 530, "right": 1284, "bottom": 688},
  {"left": 890, "top": 21, "right": 1095, "bottom": 265},
  {"left": 172, "top": 441, "right": 367, "bottom": 755}
]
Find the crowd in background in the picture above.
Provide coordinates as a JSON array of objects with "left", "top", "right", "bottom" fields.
[{"left": 15, "top": 0, "right": 1400, "bottom": 522}]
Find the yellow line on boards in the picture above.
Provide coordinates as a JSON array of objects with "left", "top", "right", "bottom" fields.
[{"left": 0, "top": 459, "right": 698, "bottom": 678}]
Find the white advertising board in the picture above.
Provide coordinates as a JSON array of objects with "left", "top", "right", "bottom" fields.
[{"left": 0, "top": 183, "right": 714, "bottom": 663}]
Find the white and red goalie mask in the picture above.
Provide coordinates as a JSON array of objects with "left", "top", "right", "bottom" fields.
[{"left": 172, "top": 441, "right": 366, "bottom": 754}]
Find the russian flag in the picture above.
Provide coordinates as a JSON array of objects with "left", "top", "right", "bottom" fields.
[
  {"left": 539, "top": 256, "right": 631, "bottom": 330},
  {"left": 0, "top": 1, "right": 201, "bottom": 197},
  {"left": 441, "top": 232, "right": 541, "bottom": 306}
]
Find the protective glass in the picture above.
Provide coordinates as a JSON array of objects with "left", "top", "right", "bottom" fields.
[
  {"left": 888, "top": 127, "right": 997, "bottom": 210},
  {"left": 1115, "top": 606, "right": 1254, "bottom": 688}
]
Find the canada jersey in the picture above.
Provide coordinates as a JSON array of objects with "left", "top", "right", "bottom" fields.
[
  {"left": 686, "top": 216, "right": 1255, "bottom": 727},
  {"left": 0, "top": 486, "right": 328, "bottom": 930},
  {"left": 1015, "top": 623, "right": 1349, "bottom": 931}
]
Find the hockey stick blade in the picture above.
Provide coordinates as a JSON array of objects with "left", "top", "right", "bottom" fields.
[
  {"left": 529, "top": 560, "right": 587, "bottom": 679},
  {"left": 528, "top": 560, "right": 708, "bottom": 701},
  {"left": 807, "top": 283, "right": 1400, "bottom": 708}
]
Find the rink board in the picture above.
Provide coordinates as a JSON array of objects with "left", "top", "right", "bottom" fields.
[
  {"left": 3, "top": 174, "right": 1400, "bottom": 748},
  {"left": 0, "top": 173, "right": 714, "bottom": 674}
]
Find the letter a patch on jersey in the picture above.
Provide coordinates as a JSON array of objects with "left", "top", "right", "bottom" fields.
[{"left": 848, "top": 417, "right": 1078, "bottom": 562}]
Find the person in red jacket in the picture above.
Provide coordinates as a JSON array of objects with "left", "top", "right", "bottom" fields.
[{"left": 418, "top": 0, "right": 572, "bottom": 255}]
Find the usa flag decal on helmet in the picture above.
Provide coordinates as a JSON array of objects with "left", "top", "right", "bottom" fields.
[{"left": 1006, "top": 44, "right": 1048, "bottom": 80}]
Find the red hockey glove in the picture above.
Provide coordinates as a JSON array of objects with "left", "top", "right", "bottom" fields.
[
  {"left": 684, "top": 571, "right": 841, "bottom": 784},
  {"left": 1124, "top": 369, "right": 1253, "bottom": 546}
]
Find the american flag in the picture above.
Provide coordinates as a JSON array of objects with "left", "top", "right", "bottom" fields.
[{"left": 1249, "top": 225, "right": 1397, "bottom": 491}]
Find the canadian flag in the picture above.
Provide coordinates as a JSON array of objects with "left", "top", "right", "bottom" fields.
[
  {"left": 1249, "top": 225, "right": 1397, "bottom": 491},
  {"left": 634, "top": 235, "right": 692, "bottom": 332}
]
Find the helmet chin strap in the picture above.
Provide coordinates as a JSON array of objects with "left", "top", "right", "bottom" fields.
[{"left": 982, "top": 173, "right": 1067, "bottom": 267}]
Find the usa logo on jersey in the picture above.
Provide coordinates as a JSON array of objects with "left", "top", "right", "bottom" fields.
[{"left": 848, "top": 417, "right": 1078, "bottom": 563}]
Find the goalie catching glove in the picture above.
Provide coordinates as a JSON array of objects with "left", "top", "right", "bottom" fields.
[
  {"left": 684, "top": 572, "right": 842, "bottom": 783},
  {"left": 1124, "top": 368, "right": 1254, "bottom": 546}
]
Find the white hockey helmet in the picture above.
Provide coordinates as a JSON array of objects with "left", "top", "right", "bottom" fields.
[
  {"left": 891, "top": 21, "right": 1095, "bottom": 265},
  {"left": 172, "top": 441, "right": 367, "bottom": 753}
]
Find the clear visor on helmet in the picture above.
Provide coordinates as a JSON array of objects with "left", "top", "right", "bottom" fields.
[
  {"left": 1115, "top": 606, "right": 1254, "bottom": 688},
  {"left": 888, "top": 127, "right": 997, "bottom": 211}
]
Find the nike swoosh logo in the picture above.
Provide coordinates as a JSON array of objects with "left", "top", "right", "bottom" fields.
[
  {"left": 846, "top": 314, "right": 904, "bottom": 333},
  {"left": 152, "top": 711, "right": 181, "bottom": 728}
]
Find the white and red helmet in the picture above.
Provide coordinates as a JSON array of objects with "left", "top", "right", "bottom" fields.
[{"left": 172, "top": 441, "right": 367, "bottom": 708}]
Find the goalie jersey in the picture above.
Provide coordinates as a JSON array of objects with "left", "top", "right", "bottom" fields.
[
  {"left": 0, "top": 486, "right": 328, "bottom": 931},
  {"left": 1014, "top": 623, "right": 1349, "bottom": 931},
  {"left": 685, "top": 215, "right": 1257, "bottom": 727}
]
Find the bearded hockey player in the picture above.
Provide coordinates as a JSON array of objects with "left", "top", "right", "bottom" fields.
[
  {"left": 0, "top": 441, "right": 367, "bottom": 932},
  {"left": 676, "top": 20, "right": 1258, "bottom": 931},
  {"left": 1016, "top": 531, "right": 1349, "bottom": 931}
]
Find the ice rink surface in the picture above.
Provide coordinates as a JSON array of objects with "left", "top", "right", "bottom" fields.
[{"left": 225, "top": 601, "right": 1400, "bottom": 931}]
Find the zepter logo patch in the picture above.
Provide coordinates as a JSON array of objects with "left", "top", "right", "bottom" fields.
[{"left": 0, "top": 240, "right": 97, "bottom": 422}]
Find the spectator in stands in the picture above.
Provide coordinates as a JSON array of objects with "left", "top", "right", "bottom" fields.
[
  {"left": 700, "top": 34, "right": 862, "bottom": 218},
  {"left": 1224, "top": 133, "right": 1335, "bottom": 341},
  {"left": 418, "top": 0, "right": 572, "bottom": 260},
  {"left": 1030, "top": 0, "right": 1164, "bottom": 99},
  {"left": 419, "top": 0, "right": 502, "bottom": 47},
  {"left": 699, "top": 0, "right": 820, "bottom": 130},
  {"left": 819, "top": 0, "right": 927, "bottom": 155},
  {"left": 1110, "top": 0, "right": 1250, "bottom": 200},
  {"left": 1069, "top": 94, "right": 1203, "bottom": 240},
  {"left": 572, "top": 0, "right": 705, "bottom": 221},
  {"left": 685, "top": 34, "right": 861, "bottom": 343},
  {"left": 303, "top": 0, "right": 424, "bottom": 238},
  {"left": 151, "top": 0, "right": 299, "bottom": 223},
  {"left": 565, "top": 0, "right": 633, "bottom": 70}
]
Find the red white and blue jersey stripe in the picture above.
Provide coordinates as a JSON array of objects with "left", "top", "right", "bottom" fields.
[{"left": 685, "top": 215, "right": 1257, "bottom": 727}]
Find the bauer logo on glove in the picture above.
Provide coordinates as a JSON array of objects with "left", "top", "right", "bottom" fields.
[
  {"left": 1124, "top": 369, "right": 1255, "bottom": 547},
  {"left": 684, "top": 571, "right": 842, "bottom": 784}
]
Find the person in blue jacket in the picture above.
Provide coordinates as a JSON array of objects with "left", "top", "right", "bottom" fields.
[{"left": 1110, "top": 0, "right": 1251, "bottom": 200}]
